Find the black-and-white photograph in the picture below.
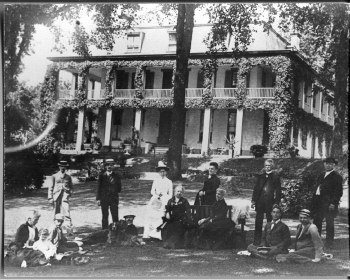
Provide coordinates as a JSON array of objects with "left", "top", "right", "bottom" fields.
[{"left": 2, "top": 2, "right": 349, "bottom": 278}]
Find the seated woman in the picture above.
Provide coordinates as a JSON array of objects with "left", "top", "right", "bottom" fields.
[
  {"left": 161, "top": 185, "right": 193, "bottom": 249},
  {"left": 5, "top": 210, "right": 48, "bottom": 267},
  {"left": 143, "top": 161, "right": 173, "bottom": 240},
  {"left": 276, "top": 209, "right": 324, "bottom": 263},
  {"left": 196, "top": 188, "right": 235, "bottom": 250}
]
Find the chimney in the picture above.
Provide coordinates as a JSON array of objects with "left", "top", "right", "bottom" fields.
[{"left": 290, "top": 32, "right": 301, "bottom": 50}]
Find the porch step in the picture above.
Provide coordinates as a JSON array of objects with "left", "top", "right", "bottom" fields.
[{"left": 154, "top": 146, "right": 169, "bottom": 154}]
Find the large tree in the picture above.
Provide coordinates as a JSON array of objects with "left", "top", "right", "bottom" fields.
[
  {"left": 167, "top": 4, "right": 195, "bottom": 179},
  {"left": 274, "top": 3, "right": 349, "bottom": 157}
]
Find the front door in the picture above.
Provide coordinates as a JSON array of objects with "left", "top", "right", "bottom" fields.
[{"left": 158, "top": 110, "right": 172, "bottom": 145}]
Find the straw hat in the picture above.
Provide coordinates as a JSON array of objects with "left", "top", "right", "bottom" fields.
[{"left": 156, "top": 161, "right": 169, "bottom": 172}]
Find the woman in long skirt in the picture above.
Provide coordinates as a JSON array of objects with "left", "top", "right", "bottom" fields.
[{"left": 143, "top": 161, "right": 173, "bottom": 240}]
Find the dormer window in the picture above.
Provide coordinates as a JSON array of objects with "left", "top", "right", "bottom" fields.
[
  {"left": 126, "top": 32, "right": 144, "bottom": 53},
  {"left": 168, "top": 32, "right": 176, "bottom": 52}
]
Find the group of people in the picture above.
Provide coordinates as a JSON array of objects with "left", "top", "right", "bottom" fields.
[
  {"left": 5, "top": 211, "right": 85, "bottom": 267},
  {"left": 248, "top": 157, "right": 343, "bottom": 262},
  {"left": 142, "top": 161, "right": 235, "bottom": 249},
  {"left": 6, "top": 154, "right": 344, "bottom": 267}
]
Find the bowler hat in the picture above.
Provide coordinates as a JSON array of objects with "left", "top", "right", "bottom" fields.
[
  {"left": 54, "top": 213, "right": 64, "bottom": 220},
  {"left": 124, "top": 215, "right": 135, "bottom": 219},
  {"left": 58, "top": 160, "right": 69, "bottom": 167},
  {"left": 105, "top": 159, "right": 115, "bottom": 164},
  {"left": 323, "top": 157, "right": 338, "bottom": 164},
  {"left": 156, "top": 161, "right": 169, "bottom": 172}
]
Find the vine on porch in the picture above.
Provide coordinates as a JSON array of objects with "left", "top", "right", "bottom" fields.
[{"left": 45, "top": 54, "right": 331, "bottom": 153}]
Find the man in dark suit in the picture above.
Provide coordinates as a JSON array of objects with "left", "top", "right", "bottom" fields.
[
  {"left": 96, "top": 159, "right": 122, "bottom": 229},
  {"left": 311, "top": 157, "right": 343, "bottom": 248},
  {"left": 251, "top": 159, "right": 281, "bottom": 245},
  {"left": 194, "top": 162, "right": 220, "bottom": 206},
  {"left": 248, "top": 204, "right": 291, "bottom": 259}
]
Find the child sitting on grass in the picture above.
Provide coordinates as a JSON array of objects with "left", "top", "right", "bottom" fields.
[
  {"left": 33, "top": 228, "right": 56, "bottom": 260},
  {"left": 49, "top": 214, "right": 82, "bottom": 254}
]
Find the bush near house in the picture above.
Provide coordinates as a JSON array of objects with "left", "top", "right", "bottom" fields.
[{"left": 4, "top": 151, "right": 45, "bottom": 194}]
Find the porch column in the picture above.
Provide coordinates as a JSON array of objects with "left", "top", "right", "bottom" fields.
[
  {"left": 290, "top": 125, "right": 294, "bottom": 146},
  {"left": 201, "top": 108, "right": 212, "bottom": 156},
  {"left": 75, "top": 109, "right": 86, "bottom": 152},
  {"left": 234, "top": 108, "right": 244, "bottom": 156},
  {"left": 134, "top": 109, "right": 142, "bottom": 131},
  {"left": 319, "top": 92, "right": 323, "bottom": 118},
  {"left": 104, "top": 109, "right": 113, "bottom": 146}
]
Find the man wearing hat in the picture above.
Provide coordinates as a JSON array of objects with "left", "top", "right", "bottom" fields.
[
  {"left": 248, "top": 204, "right": 291, "bottom": 259},
  {"left": 194, "top": 162, "right": 221, "bottom": 206},
  {"left": 311, "top": 157, "right": 343, "bottom": 248},
  {"left": 276, "top": 209, "right": 323, "bottom": 263},
  {"left": 96, "top": 159, "right": 122, "bottom": 229},
  {"left": 48, "top": 161, "right": 73, "bottom": 227}
]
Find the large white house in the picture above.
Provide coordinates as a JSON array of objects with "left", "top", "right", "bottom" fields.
[{"left": 47, "top": 24, "right": 334, "bottom": 158}]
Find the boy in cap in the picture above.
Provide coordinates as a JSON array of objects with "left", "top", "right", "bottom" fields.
[
  {"left": 96, "top": 159, "right": 122, "bottom": 229},
  {"left": 248, "top": 204, "right": 291, "bottom": 259},
  {"left": 49, "top": 214, "right": 80, "bottom": 254},
  {"left": 124, "top": 215, "right": 138, "bottom": 236},
  {"left": 48, "top": 161, "right": 73, "bottom": 228},
  {"left": 311, "top": 157, "right": 343, "bottom": 248},
  {"left": 276, "top": 209, "right": 324, "bottom": 263}
]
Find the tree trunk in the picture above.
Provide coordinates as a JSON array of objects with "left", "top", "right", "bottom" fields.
[
  {"left": 167, "top": 4, "right": 195, "bottom": 180},
  {"left": 330, "top": 25, "right": 348, "bottom": 158}
]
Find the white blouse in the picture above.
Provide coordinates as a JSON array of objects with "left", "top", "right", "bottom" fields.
[{"left": 150, "top": 177, "right": 173, "bottom": 205}]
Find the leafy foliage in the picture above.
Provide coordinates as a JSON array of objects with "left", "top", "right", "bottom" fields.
[{"left": 272, "top": 3, "right": 349, "bottom": 157}]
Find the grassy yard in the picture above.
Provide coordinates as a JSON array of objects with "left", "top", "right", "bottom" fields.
[{"left": 3, "top": 176, "right": 349, "bottom": 278}]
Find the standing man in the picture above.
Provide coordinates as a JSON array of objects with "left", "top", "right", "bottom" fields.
[
  {"left": 194, "top": 162, "right": 220, "bottom": 206},
  {"left": 48, "top": 161, "right": 73, "bottom": 227},
  {"left": 96, "top": 159, "right": 122, "bottom": 229},
  {"left": 251, "top": 159, "right": 281, "bottom": 245},
  {"left": 312, "top": 157, "right": 343, "bottom": 248}
]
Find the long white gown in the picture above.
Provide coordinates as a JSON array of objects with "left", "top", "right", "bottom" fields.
[{"left": 143, "top": 177, "right": 173, "bottom": 239}]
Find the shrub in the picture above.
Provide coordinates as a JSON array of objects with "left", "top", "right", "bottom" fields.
[
  {"left": 4, "top": 151, "right": 45, "bottom": 194},
  {"left": 250, "top": 145, "right": 268, "bottom": 158},
  {"left": 281, "top": 160, "right": 324, "bottom": 217}
]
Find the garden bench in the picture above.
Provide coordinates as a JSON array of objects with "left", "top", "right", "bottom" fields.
[{"left": 189, "top": 205, "right": 246, "bottom": 242}]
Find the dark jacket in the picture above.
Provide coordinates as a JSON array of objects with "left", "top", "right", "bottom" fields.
[
  {"left": 194, "top": 175, "right": 220, "bottom": 206},
  {"left": 312, "top": 170, "right": 343, "bottom": 211},
  {"left": 262, "top": 221, "right": 291, "bottom": 253},
  {"left": 209, "top": 199, "right": 229, "bottom": 223},
  {"left": 96, "top": 171, "right": 122, "bottom": 201},
  {"left": 15, "top": 223, "right": 39, "bottom": 248},
  {"left": 252, "top": 171, "right": 281, "bottom": 210},
  {"left": 166, "top": 196, "right": 191, "bottom": 223}
]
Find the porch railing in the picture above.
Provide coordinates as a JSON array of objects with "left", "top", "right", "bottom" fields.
[
  {"left": 58, "top": 89, "right": 76, "bottom": 100},
  {"left": 185, "top": 88, "right": 203, "bottom": 98},
  {"left": 246, "top": 88, "right": 274, "bottom": 98},
  {"left": 213, "top": 88, "right": 238, "bottom": 98},
  {"left": 60, "top": 87, "right": 276, "bottom": 100},
  {"left": 144, "top": 89, "right": 173, "bottom": 99},
  {"left": 114, "top": 89, "right": 135, "bottom": 98}
]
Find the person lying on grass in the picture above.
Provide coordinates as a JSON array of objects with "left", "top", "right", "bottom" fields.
[{"left": 247, "top": 204, "right": 291, "bottom": 259}]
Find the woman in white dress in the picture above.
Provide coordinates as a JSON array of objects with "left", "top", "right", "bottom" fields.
[{"left": 143, "top": 161, "right": 173, "bottom": 240}]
